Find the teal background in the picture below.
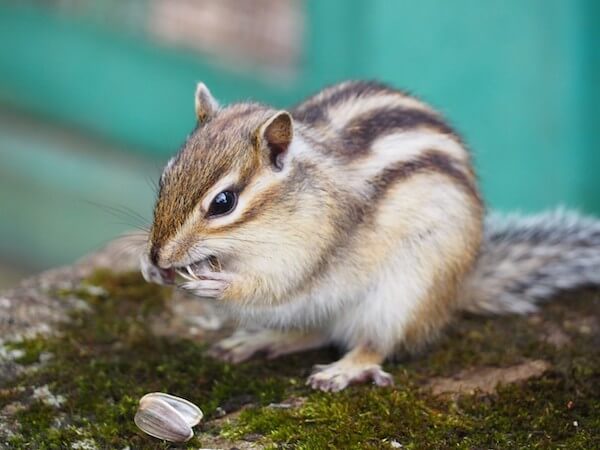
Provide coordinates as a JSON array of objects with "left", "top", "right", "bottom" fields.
[{"left": 0, "top": 0, "right": 598, "bottom": 283}]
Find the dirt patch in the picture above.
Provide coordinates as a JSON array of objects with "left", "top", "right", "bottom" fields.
[{"left": 424, "top": 359, "right": 551, "bottom": 396}]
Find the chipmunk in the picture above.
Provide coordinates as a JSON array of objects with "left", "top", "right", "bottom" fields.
[{"left": 141, "top": 80, "right": 600, "bottom": 392}]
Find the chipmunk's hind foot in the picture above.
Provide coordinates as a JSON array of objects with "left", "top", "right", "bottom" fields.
[
  {"left": 307, "top": 346, "right": 394, "bottom": 392},
  {"left": 209, "top": 329, "right": 327, "bottom": 364}
]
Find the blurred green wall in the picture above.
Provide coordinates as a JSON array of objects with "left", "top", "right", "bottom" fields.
[{"left": 0, "top": 0, "right": 598, "bottom": 271}]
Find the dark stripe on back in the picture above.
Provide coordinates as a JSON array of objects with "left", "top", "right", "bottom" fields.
[
  {"left": 297, "top": 151, "right": 480, "bottom": 291},
  {"left": 292, "top": 80, "right": 397, "bottom": 124},
  {"left": 339, "top": 107, "right": 457, "bottom": 159},
  {"left": 371, "top": 150, "right": 480, "bottom": 204}
]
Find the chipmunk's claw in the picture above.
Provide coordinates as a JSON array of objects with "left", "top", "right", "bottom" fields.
[
  {"left": 180, "top": 280, "right": 228, "bottom": 299},
  {"left": 179, "top": 271, "right": 233, "bottom": 299}
]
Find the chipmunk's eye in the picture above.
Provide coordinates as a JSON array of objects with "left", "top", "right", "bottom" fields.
[{"left": 207, "top": 190, "right": 237, "bottom": 217}]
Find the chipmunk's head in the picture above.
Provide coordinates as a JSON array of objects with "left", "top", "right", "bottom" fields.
[{"left": 141, "top": 82, "right": 310, "bottom": 286}]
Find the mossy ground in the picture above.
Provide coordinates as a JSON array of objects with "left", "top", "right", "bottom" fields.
[{"left": 1, "top": 270, "right": 598, "bottom": 449}]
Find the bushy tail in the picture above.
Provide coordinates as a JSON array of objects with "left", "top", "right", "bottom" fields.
[{"left": 460, "top": 209, "right": 600, "bottom": 315}]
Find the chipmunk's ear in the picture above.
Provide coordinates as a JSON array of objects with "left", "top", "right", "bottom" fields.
[
  {"left": 258, "top": 111, "right": 293, "bottom": 170},
  {"left": 194, "top": 82, "right": 219, "bottom": 123}
]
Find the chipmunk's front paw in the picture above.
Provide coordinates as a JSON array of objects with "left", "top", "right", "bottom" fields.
[
  {"left": 307, "top": 362, "right": 394, "bottom": 392},
  {"left": 179, "top": 271, "right": 233, "bottom": 299}
]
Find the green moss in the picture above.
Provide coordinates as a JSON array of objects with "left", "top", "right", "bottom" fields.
[
  {"left": 1, "top": 270, "right": 598, "bottom": 449},
  {"left": 224, "top": 294, "right": 600, "bottom": 449},
  {"left": 224, "top": 375, "right": 598, "bottom": 449},
  {"left": 225, "top": 371, "right": 598, "bottom": 449},
  {"left": 7, "top": 338, "right": 46, "bottom": 366},
  {"left": 2, "top": 270, "right": 297, "bottom": 448}
]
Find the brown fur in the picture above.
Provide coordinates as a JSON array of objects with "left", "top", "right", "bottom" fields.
[
  {"left": 142, "top": 80, "right": 493, "bottom": 392},
  {"left": 402, "top": 199, "right": 483, "bottom": 351},
  {"left": 338, "top": 107, "right": 456, "bottom": 159},
  {"left": 213, "top": 182, "right": 284, "bottom": 233},
  {"left": 342, "top": 345, "right": 386, "bottom": 366},
  {"left": 150, "top": 80, "right": 483, "bottom": 358},
  {"left": 372, "top": 150, "right": 480, "bottom": 204},
  {"left": 293, "top": 80, "right": 403, "bottom": 124},
  {"left": 143, "top": 80, "right": 600, "bottom": 391},
  {"left": 151, "top": 104, "right": 274, "bottom": 254}
]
